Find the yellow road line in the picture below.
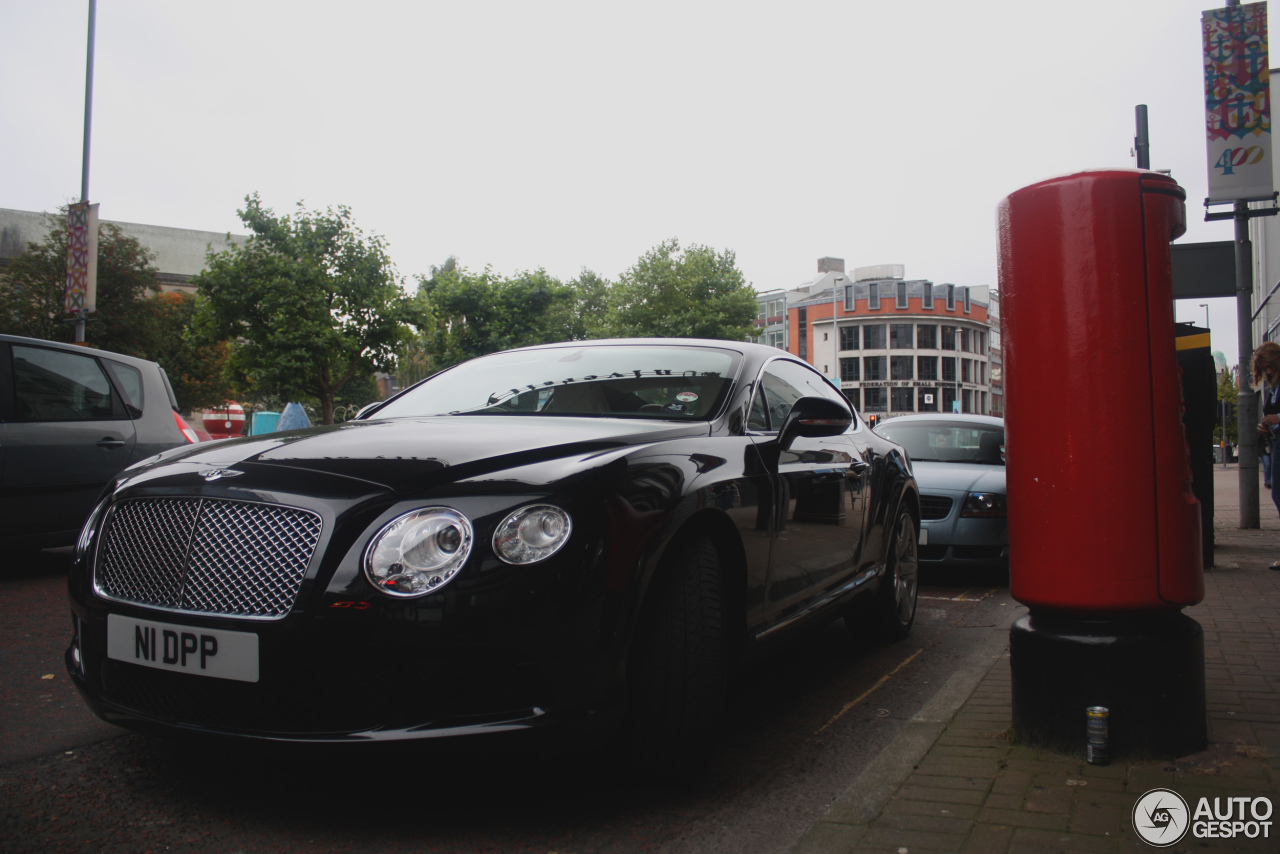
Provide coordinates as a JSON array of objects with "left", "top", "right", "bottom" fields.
[{"left": 813, "top": 648, "right": 924, "bottom": 736}]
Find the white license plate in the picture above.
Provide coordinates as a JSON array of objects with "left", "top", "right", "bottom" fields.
[{"left": 107, "top": 614, "right": 259, "bottom": 683}]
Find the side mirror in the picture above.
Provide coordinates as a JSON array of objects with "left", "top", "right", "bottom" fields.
[{"left": 778, "top": 396, "right": 853, "bottom": 450}]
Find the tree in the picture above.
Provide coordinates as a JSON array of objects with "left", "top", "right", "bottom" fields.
[
  {"left": 0, "top": 209, "right": 162, "bottom": 353},
  {"left": 413, "top": 266, "right": 577, "bottom": 371},
  {"left": 134, "top": 292, "right": 234, "bottom": 412},
  {"left": 1216, "top": 368, "right": 1239, "bottom": 444},
  {"left": 604, "top": 239, "right": 757, "bottom": 340},
  {"left": 193, "top": 195, "right": 420, "bottom": 424}
]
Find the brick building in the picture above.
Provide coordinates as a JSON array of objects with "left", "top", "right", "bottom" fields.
[{"left": 755, "top": 258, "right": 1001, "bottom": 419}]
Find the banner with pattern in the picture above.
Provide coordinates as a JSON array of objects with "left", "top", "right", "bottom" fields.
[
  {"left": 64, "top": 202, "right": 99, "bottom": 314},
  {"left": 1204, "top": 3, "right": 1272, "bottom": 203}
]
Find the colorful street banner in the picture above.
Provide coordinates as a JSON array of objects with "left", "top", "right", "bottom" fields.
[
  {"left": 64, "top": 201, "right": 99, "bottom": 314},
  {"left": 1204, "top": 3, "right": 1273, "bottom": 203}
]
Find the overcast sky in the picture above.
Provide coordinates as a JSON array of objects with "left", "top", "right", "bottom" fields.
[{"left": 0, "top": 0, "right": 1259, "bottom": 358}]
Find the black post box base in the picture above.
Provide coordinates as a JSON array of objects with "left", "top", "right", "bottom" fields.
[{"left": 1010, "top": 610, "right": 1207, "bottom": 761}]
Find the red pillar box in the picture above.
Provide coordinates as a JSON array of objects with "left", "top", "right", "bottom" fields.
[
  {"left": 202, "top": 401, "right": 246, "bottom": 441},
  {"left": 998, "top": 169, "right": 1206, "bottom": 761},
  {"left": 999, "top": 169, "right": 1203, "bottom": 612}
]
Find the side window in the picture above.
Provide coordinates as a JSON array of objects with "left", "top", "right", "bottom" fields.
[
  {"left": 748, "top": 359, "right": 850, "bottom": 432},
  {"left": 103, "top": 360, "right": 144, "bottom": 417},
  {"left": 13, "top": 345, "right": 116, "bottom": 422}
]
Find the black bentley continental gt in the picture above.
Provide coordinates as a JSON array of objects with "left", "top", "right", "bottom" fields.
[{"left": 67, "top": 339, "right": 920, "bottom": 778}]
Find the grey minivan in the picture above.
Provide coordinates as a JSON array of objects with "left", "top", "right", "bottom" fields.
[{"left": 0, "top": 334, "right": 199, "bottom": 552}]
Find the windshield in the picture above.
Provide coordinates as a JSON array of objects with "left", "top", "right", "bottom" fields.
[
  {"left": 374, "top": 344, "right": 739, "bottom": 420},
  {"left": 876, "top": 420, "right": 1005, "bottom": 465}
]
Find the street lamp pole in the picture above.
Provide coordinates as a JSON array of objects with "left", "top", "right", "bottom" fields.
[{"left": 1200, "top": 303, "right": 1209, "bottom": 332}]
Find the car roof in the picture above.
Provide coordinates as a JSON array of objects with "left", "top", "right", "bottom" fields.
[
  {"left": 498, "top": 337, "right": 776, "bottom": 358},
  {"left": 0, "top": 332, "right": 160, "bottom": 369},
  {"left": 877, "top": 413, "right": 1005, "bottom": 428}
]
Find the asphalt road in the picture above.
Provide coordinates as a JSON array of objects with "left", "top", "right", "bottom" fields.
[{"left": 1, "top": 551, "right": 1015, "bottom": 854}]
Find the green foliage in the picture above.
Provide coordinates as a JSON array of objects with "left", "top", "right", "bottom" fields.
[
  {"left": 134, "top": 292, "right": 234, "bottom": 412},
  {"left": 1216, "top": 370, "right": 1239, "bottom": 444},
  {"left": 194, "top": 194, "right": 421, "bottom": 424},
  {"left": 0, "top": 210, "right": 161, "bottom": 353},
  {"left": 412, "top": 266, "right": 578, "bottom": 372},
  {"left": 604, "top": 238, "right": 757, "bottom": 340}
]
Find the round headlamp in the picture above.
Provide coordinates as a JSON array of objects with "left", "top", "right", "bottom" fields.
[
  {"left": 493, "top": 504, "right": 572, "bottom": 565},
  {"left": 365, "top": 508, "right": 474, "bottom": 597}
]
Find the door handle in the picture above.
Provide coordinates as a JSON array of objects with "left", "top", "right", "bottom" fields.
[
  {"left": 96, "top": 438, "right": 126, "bottom": 449},
  {"left": 849, "top": 459, "right": 871, "bottom": 473}
]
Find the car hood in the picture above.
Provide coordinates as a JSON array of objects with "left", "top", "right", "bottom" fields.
[
  {"left": 137, "top": 416, "right": 710, "bottom": 493},
  {"left": 910, "top": 461, "right": 1006, "bottom": 494}
]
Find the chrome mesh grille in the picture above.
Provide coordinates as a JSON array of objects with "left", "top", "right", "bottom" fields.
[
  {"left": 919, "top": 495, "right": 954, "bottom": 521},
  {"left": 95, "top": 498, "right": 322, "bottom": 619}
]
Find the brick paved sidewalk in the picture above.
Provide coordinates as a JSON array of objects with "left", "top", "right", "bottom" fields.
[{"left": 793, "top": 466, "right": 1280, "bottom": 853}]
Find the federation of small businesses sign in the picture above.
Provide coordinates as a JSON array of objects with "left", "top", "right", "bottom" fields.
[{"left": 1203, "top": 3, "right": 1272, "bottom": 203}]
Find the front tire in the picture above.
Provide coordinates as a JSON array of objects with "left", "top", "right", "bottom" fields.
[
  {"left": 873, "top": 509, "right": 919, "bottom": 639},
  {"left": 626, "top": 534, "right": 727, "bottom": 782}
]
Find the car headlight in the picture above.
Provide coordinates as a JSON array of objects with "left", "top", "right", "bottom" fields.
[
  {"left": 961, "top": 492, "right": 1007, "bottom": 517},
  {"left": 493, "top": 504, "right": 572, "bottom": 565},
  {"left": 365, "top": 508, "right": 474, "bottom": 596}
]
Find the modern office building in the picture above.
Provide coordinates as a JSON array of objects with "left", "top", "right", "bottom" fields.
[{"left": 756, "top": 258, "right": 998, "bottom": 419}]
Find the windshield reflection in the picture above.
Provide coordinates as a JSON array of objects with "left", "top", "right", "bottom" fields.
[{"left": 375, "top": 345, "right": 739, "bottom": 420}]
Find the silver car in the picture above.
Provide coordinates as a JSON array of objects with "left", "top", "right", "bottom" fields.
[
  {"left": 1, "top": 334, "right": 199, "bottom": 552},
  {"left": 874, "top": 413, "right": 1007, "bottom": 572}
]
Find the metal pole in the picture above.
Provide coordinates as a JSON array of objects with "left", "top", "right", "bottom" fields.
[
  {"left": 1201, "top": 303, "right": 1210, "bottom": 331},
  {"left": 75, "top": 0, "right": 96, "bottom": 344},
  {"left": 1134, "top": 105, "right": 1150, "bottom": 169},
  {"left": 1236, "top": 200, "right": 1260, "bottom": 526}
]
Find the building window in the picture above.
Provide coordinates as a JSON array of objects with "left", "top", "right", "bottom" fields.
[
  {"left": 961, "top": 359, "right": 972, "bottom": 383},
  {"left": 863, "top": 387, "right": 887, "bottom": 412},
  {"left": 844, "top": 283, "right": 856, "bottom": 311},
  {"left": 918, "top": 356, "right": 938, "bottom": 381},
  {"left": 962, "top": 389, "right": 973, "bottom": 413},
  {"left": 922, "top": 282, "right": 933, "bottom": 309},
  {"left": 896, "top": 281, "right": 908, "bottom": 309},
  {"left": 840, "top": 358, "right": 860, "bottom": 382},
  {"left": 959, "top": 328, "right": 969, "bottom": 352},
  {"left": 840, "top": 326, "right": 859, "bottom": 351},
  {"left": 864, "top": 356, "right": 887, "bottom": 381},
  {"left": 868, "top": 282, "right": 881, "bottom": 311},
  {"left": 942, "top": 357, "right": 956, "bottom": 382},
  {"left": 978, "top": 361, "right": 986, "bottom": 384},
  {"left": 943, "top": 387, "right": 956, "bottom": 413},
  {"left": 941, "top": 325, "right": 956, "bottom": 350},
  {"left": 918, "top": 388, "right": 938, "bottom": 411},
  {"left": 946, "top": 284, "right": 956, "bottom": 311},
  {"left": 917, "top": 324, "right": 937, "bottom": 348},
  {"left": 863, "top": 324, "right": 887, "bottom": 349},
  {"left": 766, "top": 329, "right": 785, "bottom": 349},
  {"left": 843, "top": 389, "right": 860, "bottom": 411},
  {"left": 768, "top": 297, "right": 785, "bottom": 318},
  {"left": 798, "top": 307, "right": 807, "bottom": 360},
  {"left": 891, "top": 387, "right": 914, "bottom": 412},
  {"left": 889, "top": 323, "right": 913, "bottom": 349},
  {"left": 963, "top": 287, "right": 971, "bottom": 313},
  {"left": 891, "top": 356, "right": 913, "bottom": 380}
]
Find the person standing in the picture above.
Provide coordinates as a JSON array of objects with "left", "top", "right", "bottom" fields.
[{"left": 1253, "top": 341, "right": 1280, "bottom": 569}]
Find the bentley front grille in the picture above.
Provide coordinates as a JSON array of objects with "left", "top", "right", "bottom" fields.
[{"left": 94, "top": 498, "right": 323, "bottom": 619}]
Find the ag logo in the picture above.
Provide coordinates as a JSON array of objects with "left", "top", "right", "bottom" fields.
[{"left": 1133, "top": 788, "right": 1190, "bottom": 847}]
